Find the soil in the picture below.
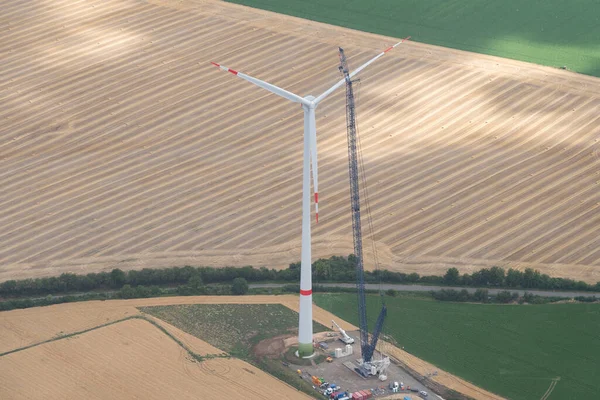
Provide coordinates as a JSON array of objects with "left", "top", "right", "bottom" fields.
[{"left": 253, "top": 334, "right": 291, "bottom": 358}]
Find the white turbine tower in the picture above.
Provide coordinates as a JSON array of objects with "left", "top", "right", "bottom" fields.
[{"left": 211, "top": 38, "right": 408, "bottom": 357}]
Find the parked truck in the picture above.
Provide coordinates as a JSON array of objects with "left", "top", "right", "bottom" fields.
[{"left": 330, "top": 391, "right": 350, "bottom": 400}]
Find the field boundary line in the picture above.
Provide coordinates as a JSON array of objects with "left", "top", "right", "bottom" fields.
[
  {"left": 0, "top": 314, "right": 229, "bottom": 362},
  {"left": 0, "top": 315, "right": 140, "bottom": 357}
]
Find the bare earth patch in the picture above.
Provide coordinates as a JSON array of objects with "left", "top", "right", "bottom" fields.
[{"left": 253, "top": 334, "right": 290, "bottom": 358}]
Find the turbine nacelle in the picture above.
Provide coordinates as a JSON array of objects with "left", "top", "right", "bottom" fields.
[{"left": 303, "top": 95, "right": 316, "bottom": 109}]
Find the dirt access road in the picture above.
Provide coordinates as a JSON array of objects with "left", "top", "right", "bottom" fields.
[{"left": 1, "top": 0, "right": 599, "bottom": 283}]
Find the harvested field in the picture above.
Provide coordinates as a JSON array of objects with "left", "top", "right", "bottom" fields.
[
  {"left": 0, "top": 318, "right": 312, "bottom": 400},
  {"left": 0, "top": 295, "right": 341, "bottom": 354},
  {"left": 1, "top": 0, "right": 600, "bottom": 283},
  {"left": 0, "top": 295, "right": 504, "bottom": 400}
]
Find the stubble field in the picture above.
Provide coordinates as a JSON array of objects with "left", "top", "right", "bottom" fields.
[
  {"left": 0, "top": 317, "right": 313, "bottom": 400},
  {"left": 1, "top": 0, "right": 600, "bottom": 284}
]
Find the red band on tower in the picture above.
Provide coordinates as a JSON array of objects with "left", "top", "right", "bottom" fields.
[{"left": 300, "top": 289, "right": 312, "bottom": 296}]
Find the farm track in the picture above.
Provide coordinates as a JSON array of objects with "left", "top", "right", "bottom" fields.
[{"left": 1, "top": 0, "right": 600, "bottom": 282}]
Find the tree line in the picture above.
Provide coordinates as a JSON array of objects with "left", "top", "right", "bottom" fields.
[
  {"left": 0, "top": 265, "right": 267, "bottom": 298},
  {"left": 1, "top": 255, "right": 599, "bottom": 299},
  {"left": 429, "top": 288, "right": 599, "bottom": 304},
  {"left": 440, "top": 266, "right": 600, "bottom": 292},
  {"left": 0, "top": 275, "right": 251, "bottom": 312}
]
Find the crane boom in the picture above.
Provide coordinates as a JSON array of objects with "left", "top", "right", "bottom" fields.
[
  {"left": 332, "top": 319, "right": 355, "bottom": 344},
  {"left": 339, "top": 47, "right": 387, "bottom": 364}
]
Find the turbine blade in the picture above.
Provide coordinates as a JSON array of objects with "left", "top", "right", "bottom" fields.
[
  {"left": 349, "top": 36, "right": 410, "bottom": 79},
  {"left": 309, "top": 109, "right": 319, "bottom": 223},
  {"left": 313, "top": 37, "right": 410, "bottom": 105},
  {"left": 211, "top": 62, "right": 310, "bottom": 106}
]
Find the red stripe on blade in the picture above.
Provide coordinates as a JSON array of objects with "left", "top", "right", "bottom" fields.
[
  {"left": 383, "top": 46, "right": 394, "bottom": 53},
  {"left": 402, "top": 36, "right": 411, "bottom": 42},
  {"left": 210, "top": 62, "right": 220, "bottom": 67},
  {"left": 316, "top": 213, "right": 319, "bottom": 224},
  {"left": 314, "top": 193, "right": 318, "bottom": 203},
  {"left": 228, "top": 68, "right": 238, "bottom": 75},
  {"left": 300, "top": 289, "right": 312, "bottom": 296}
]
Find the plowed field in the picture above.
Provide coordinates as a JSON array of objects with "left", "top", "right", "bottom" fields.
[{"left": 1, "top": 0, "right": 599, "bottom": 283}]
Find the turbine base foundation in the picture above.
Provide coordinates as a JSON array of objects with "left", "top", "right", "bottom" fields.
[{"left": 297, "top": 342, "right": 314, "bottom": 358}]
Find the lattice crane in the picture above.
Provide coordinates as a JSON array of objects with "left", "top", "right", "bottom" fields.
[{"left": 338, "top": 47, "right": 387, "bottom": 367}]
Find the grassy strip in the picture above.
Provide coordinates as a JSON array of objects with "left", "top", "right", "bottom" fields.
[
  {"left": 254, "top": 357, "right": 320, "bottom": 396},
  {"left": 141, "top": 316, "right": 230, "bottom": 363}
]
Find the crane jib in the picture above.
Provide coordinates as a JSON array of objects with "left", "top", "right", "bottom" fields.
[{"left": 339, "top": 47, "right": 386, "bottom": 364}]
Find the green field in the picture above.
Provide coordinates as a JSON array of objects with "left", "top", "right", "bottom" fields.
[
  {"left": 225, "top": 0, "right": 600, "bottom": 77},
  {"left": 314, "top": 293, "right": 600, "bottom": 400},
  {"left": 140, "top": 303, "right": 328, "bottom": 358}
]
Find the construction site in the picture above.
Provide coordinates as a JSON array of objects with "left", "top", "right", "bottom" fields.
[
  {"left": 292, "top": 328, "right": 429, "bottom": 400},
  {"left": 290, "top": 45, "right": 429, "bottom": 400}
]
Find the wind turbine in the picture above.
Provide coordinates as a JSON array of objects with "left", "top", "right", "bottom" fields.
[{"left": 211, "top": 38, "right": 408, "bottom": 357}]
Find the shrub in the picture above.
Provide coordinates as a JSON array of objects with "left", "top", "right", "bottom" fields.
[
  {"left": 473, "top": 288, "right": 490, "bottom": 303},
  {"left": 443, "top": 268, "right": 460, "bottom": 285},
  {"left": 119, "top": 284, "right": 136, "bottom": 299},
  {"left": 231, "top": 278, "right": 249, "bottom": 295},
  {"left": 495, "top": 291, "right": 518, "bottom": 303},
  {"left": 110, "top": 269, "right": 127, "bottom": 288},
  {"left": 575, "top": 296, "right": 598, "bottom": 303},
  {"left": 431, "top": 289, "right": 472, "bottom": 302}
]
